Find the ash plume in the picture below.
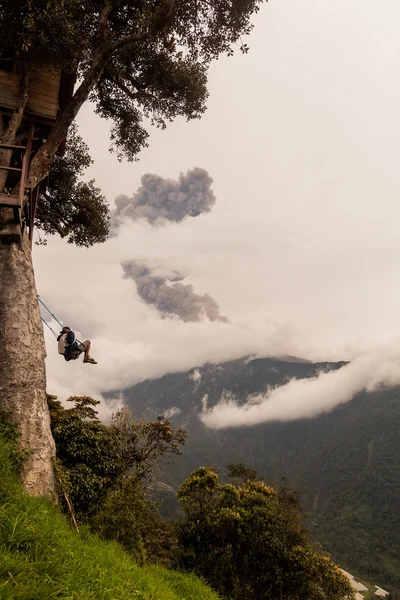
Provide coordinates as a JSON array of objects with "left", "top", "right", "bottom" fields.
[
  {"left": 122, "top": 260, "right": 229, "bottom": 323},
  {"left": 112, "top": 167, "right": 216, "bottom": 231}
]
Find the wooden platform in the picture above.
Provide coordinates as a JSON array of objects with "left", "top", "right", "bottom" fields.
[
  {"left": 0, "top": 67, "right": 61, "bottom": 120},
  {"left": 0, "top": 194, "right": 21, "bottom": 207}
]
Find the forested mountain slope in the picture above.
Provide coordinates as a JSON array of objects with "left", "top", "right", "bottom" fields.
[{"left": 115, "top": 357, "right": 400, "bottom": 590}]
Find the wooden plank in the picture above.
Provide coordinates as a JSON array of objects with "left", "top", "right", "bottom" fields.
[
  {"left": 0, "top": 91, "right": 18, "bottom": 102},
  {"left": 0, "top": 143, "right": 25, "bottom": 150},
  {"left": 0, "top": 71, "right": 18, "bottom": 85},
  {"left": 28, "top": 99, "right": 58, "bottom": 112},
  {"left": 0, "top": 98, "right": 16, "bottom": 110},
  {"left": 0, "top": 80, "right": 18, "bottom": 98},
  {"left": 21, "top": 113, "right": 56, "bottom": 127},
  {"left": 27, "top": 98, "right": 57, "bottom": 111},
  {"left": 35, "top": 68, "right": 61, "bottom": 83},
  {"left": 0, "top": 82, "right": 18, "bottom": 93},
  {"left": 0, "top": 101, "right": 57, "bottom": 119},
  {"left": 35, "top": 68, "right": 60, "bottom": 80},
  {"left": 0, "top": 67, "right": 60, "bottom": 85},
  {"left": 0, "top": 80, "right": 59, "bottom": 97},
  {"left": 0, "top": 165, "right": 22, "bottom": 171},
  {"left": 0, "top": 68, "right": 61, "bottom": 91},
  {"left": 0, "top": 90, "right": 17, "bottom": 102},
  {"left": 29, "top": 86, "right": 59, "bottom": 100},
  {"left": 28, "top": 89, "right": 58, "bottom": 103},
  {"left": 32, "top": 75, "right": 61, "bottom": 90},
  {"left": 0, "top": 67, "right": 61, "bottom": 118},
  {"left": 30, "top": 78, "right": 60, "bottom": 90},
  {"left": 31, "top": 77, "right": 61, "bottom": 91},
  {"left": 26, "top": 96, "right": 58, "bottom": 118},
  {"left": 0, "top": 222, "right": 21, "bottom": 243},
  {"left": 26, "top": 101, "right": 58, "bottom": 119},
  {"left": 0, "top": 194, "right": 21, "bottom": 207},
  {"left": 30, "top": 80, "right": 61, "bottom": 94},
  {"left": 27, "top": 89, "right": 59, "bottom": 104},
  {"left": 0, "top": 86, "right": 18, "bottom": 97}
]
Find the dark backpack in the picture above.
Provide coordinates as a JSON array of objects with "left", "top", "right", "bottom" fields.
[
  {"left": 64, "top": 331, "right": 80, "bottom": 361},
  {"left": 66, "top": 331, "right": 75, "bottom": 346}
]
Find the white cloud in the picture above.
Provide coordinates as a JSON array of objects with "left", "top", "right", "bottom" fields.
[
  {"left": 163, "top": 407, "right": 181, "bottom": 419},
  {"left": 33, "top": 0, "right": 400, "bottom": 417},
  {"left": 201, "top": 341, "right": 400, "bottom": 429},
  {"left": 190, "top": 369, "right": 201, "bottom": 383},
  {"left": 201, "top": 394, "right": 209, "bottom": 413}
]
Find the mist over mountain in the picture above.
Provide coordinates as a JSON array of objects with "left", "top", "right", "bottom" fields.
[{"left": 110, "top": 355, "right": 400, "bottom": 592}]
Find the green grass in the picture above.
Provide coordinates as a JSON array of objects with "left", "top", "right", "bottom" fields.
[{"left": 0, "top": 433, "right": 219, "bottom": 600}]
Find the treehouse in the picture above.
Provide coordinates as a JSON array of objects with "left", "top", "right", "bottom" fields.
[
  {"left": 0, "top": 62, "right": 75, "bottom": 243},
  {"left": 0, "top": 66, "right": 63, "bottom": 121}
]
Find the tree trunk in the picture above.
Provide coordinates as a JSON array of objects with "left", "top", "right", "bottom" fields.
[
  {"left": 0, "top": 24, "right": 113, "bottom": 498},
  {"left": 0, "top": 232, "right": 56, "bottom": 498}
]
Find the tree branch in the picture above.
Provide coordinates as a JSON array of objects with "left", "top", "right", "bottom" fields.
[
  {"left": 108, "top": 72, "right": 158, "bottom": 103},
  {"left": 36, "top": 211, "right": 71, "bottom": 237},
  {"left": 110, "top": 0, "right": 178, "bottom": 52},
  {"left": 110, "top": 30, "right": 152, "bottom": 53},
  {"left": 5, "top": 70, "right": 32, "bottom": 139},
  {"left": 98, "top": 2, "right": 113, "bottom": 43},
  {"left": 38, "top": 196, "right": 74, "bottom": 226}
]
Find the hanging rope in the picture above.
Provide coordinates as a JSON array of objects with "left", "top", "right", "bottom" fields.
[
  {"left": 38, "top": 295, "right": 83, "bottom": 344},
  {"left": 38, "top": 296, "right": 63, "bottom": 329},
  {"left": 41, "top": 316, "right": 58, "bottom": 338}
]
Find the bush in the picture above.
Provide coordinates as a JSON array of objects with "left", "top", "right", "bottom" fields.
[{"left": 175, "top": 467, "right": 355, "bottom": 600}]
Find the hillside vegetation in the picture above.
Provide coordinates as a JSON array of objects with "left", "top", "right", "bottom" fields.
[
  {"left": 0, "top": 397, "right": 354, "bottom": 600},
  {"left": 0, "top": 424, "right": 219, "bottom": 600},
  {"left": 116, "top": 357, "right": 400, "bottom": 592}
]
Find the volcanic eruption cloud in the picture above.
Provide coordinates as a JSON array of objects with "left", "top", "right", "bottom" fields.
[
  {"left": 122, "top": 261, "right": 229, "bottom": 324},
  {"left": 111, "top": 167, "right": 216, "bottom": 231}
]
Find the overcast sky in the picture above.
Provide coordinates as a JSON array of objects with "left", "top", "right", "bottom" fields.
[{"left": 34, "top": 0, "right": 400, "bottom": 411}]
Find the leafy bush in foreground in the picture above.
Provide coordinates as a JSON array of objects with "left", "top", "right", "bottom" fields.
[{"left": 176, "top": 466, "right": 354, "bottom": 600}]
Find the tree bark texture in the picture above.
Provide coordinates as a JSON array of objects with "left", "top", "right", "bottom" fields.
[{"left": 0, "top": 232, "right": 56, "bottom": 498}]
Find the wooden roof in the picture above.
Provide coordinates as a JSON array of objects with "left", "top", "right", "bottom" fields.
[{"left": 0, "top": 67, "right": 62, "bottom": 120}]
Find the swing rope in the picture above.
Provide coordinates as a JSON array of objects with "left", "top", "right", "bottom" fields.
[
  {"left": 41, "top": 316, "right": 58, "bottom": 338},
  {"left": 38, "top": 296, "right": 63, "bottom": 329},
  {"left": 38, "top": 296, "right": 83, "bottom": 344},
  {"left": 38, "top": 296, "right": 63, "bottom": 339}
]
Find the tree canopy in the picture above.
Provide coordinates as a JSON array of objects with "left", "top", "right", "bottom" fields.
[
  {"left": 35, "top": 124, "right": 109, "bottom": 246},
  {"left": 47, "top": 395, "right": 185, "bottom": 564},
  {"left": 0, "top": 0, "right": 264, "bottom": 194},
  {"left": 48, "top": 395, "right": 186, "bottom": 518},
  {"left": 176, "top": 467, "right": 355, "bottom": 600}
]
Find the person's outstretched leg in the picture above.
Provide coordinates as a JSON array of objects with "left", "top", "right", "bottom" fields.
[
  {"left": 82, "top": 340, "right": 97, "bottom": 364},
  {"left": 84, "top": 340, "right": 91, "bottom": 359}
]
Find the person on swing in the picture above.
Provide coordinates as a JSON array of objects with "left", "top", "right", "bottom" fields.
[{"left": 57, "top": 326, "right": 97, "bottom": 364}]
